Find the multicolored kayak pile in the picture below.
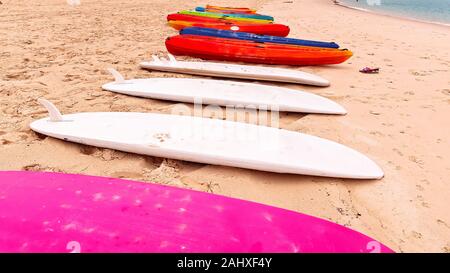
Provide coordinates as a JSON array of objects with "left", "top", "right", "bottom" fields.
[
  {"left": 166, "top": 5, "right": 352, "bottom": 66},
  {"left": 167, "top": 12, "right": 290, "bottom": 37}
]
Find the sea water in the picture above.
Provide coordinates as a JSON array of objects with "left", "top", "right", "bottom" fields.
[{"left": 339, "top": 0, "right": 450, "bottom": 25}]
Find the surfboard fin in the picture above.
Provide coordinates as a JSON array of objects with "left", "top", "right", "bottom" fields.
[
  {"left": 151, "top": 55, "right": 161, "bottom": 63},
  {"left": 107, "top": 68, "right": 125, "bottom": 84},
  {"left": 167, "top": 54, "right": 177, "bottom": 63},
  {"left": 37, "top": 98, "right": 64, "bottom": 122}
]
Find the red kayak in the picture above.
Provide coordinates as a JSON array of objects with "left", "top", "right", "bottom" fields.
[
  {"left": 167, "top": 13, "right": 268, "bottom": 24},
  {"left": 165, "top": 35, "right": 353, "bottom": 66},
  {"left": 168, "top": 20, "right": 290, "bottom": 37}
]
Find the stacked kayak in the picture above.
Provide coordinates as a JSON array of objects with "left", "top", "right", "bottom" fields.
[
  {"left": 166, "top": 6, "right": 288, "bottom": 37},
  {"left": 167, "top": 13, "right": 290, "bottom": 36},
  {"left": 166, "top": 5, "right": 352, "bottom": 66},
  {"left": 198, "top": 5, "right": 257, "bottom": 14},
  {"left": 178, "top": 10, "right": 274, "bottom": 23},
  {"left": 196, "top": 6, "right": 257, "bottom": 14},
  {"left": 166, "top": 35, "right": 353, "bottom": 66},
  {"left": 181, "top": 27, "right": 339, "bottom": 48},
  {"left": 167, "top": 13, "right": 268, "bottom": 24},
  {"left": 168, "top": 21, "right": 290, "bottom": 37}
]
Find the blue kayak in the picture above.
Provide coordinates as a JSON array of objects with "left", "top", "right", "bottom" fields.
[
  {"left": 194, "top": 7, "right": 274, "bottom": 21},
  {"left": 180, "top": 27, "right": 340, "bottom": 49}
]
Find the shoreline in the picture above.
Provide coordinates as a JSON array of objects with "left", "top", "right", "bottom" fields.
[{"left": 333, "top": 0, "right": 450, "bottom": 28}]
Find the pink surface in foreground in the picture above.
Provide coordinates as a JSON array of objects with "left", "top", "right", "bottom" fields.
[{"left": 0, "top": 171, "right": 393, "bottom": 253}]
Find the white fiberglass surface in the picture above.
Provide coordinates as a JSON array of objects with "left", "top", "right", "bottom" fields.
[
  {"left": 139, "top": 61, "right": 330, "bottom": 86},
  {"left": 30, "top": 112, "right": 383, "bottom": 179},
  {"left": 102, "top": 78, "right": 344, "bottom": 114}
]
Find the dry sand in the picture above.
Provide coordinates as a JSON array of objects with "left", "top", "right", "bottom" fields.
[{"left": 0, "top": 0, "right": 449, "bottom": 252}]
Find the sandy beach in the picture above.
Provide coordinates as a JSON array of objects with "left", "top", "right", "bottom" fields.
[{"left": 0, "top": 0, "right": 449, "bottom": 252}]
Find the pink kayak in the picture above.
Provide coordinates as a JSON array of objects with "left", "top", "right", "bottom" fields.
[{"left": 0, "top": 171, "right": 394, "bottom": 253}]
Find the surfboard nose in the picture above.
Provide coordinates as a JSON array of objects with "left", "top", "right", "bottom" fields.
[
  {"left": 320, "top": 99, "right": 347, "bottom": 115},
  {"left": 334, "top": 104, "right": 347, "bottom": 115},
  {"left": 352, "top": 154, "right": 384, "bottom": 180},
  {"left": 307, "top": 74, "right": 330, "bottom": 87},
  {"left": 369, "top": 161, "right": 385, "bottom": 179}
]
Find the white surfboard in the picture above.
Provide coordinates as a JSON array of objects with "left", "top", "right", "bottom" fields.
[
  {"left": 140, "top": 54, "right": 330, "bottom": 87},
  {"left": 30, "top": 99, "right": 383, "bottom": 179},
  {"left": 102, "top": 69, "right": 346, "bottom": 115}
]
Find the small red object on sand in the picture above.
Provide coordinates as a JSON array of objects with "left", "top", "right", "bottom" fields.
[{"left": 360, "top": 67, "right": 380, "bottom": 74}]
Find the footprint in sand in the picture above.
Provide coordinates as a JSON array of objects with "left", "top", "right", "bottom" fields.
[
  {"left": 79, "top": 145, "right": 97, "bottom": 156},
  {"left": 443, "top": 245, "right": 450, "bottom": 253},
  {"left": 22, "top": 164, "right": 64, "bottom": 173},
  {"left": 142, "top": 159, "right": 184, "bottom": 187},
  {"left": 393, "top": 148, "right": 403, "bottom": 156},
  {"left": 78, "top": 145, "right": 126, "bottom": 161},
  {"left": 416, "top": 184, "right": 424, "bottom": 191},
  {"left": 1, "top": 132, "right": 30, "bottom": 145},
  {"left": 0, "top": 139, "right": 12, "bottom": 145},
  {"left": 62, "top": 74, "right": 82, "bottom": 83},
  {"left": 408, "top": 156, "right": 424, "bottom": 170},
  {"left": 437, "top": 219, "right": 450, "bottom": 229},
  {"left": 4, "top": 72, "right": 31, "bottom": 81},
  {"left": 409, "top": 70, "right": 430, "bottom": 76},
  {"left": 411, "top": 231, "right": 423, "bottom": 239},
  {"left": 100, "top": 149, "right": 126, "bottom": 161}
]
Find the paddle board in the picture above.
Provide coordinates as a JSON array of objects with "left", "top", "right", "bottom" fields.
[
  {"left": 0, "top": 171, "right": 394, "bottom": 253},
  {"left": 30, "top": 99, "right": 383, "bottom": 179},
  {"left": 102, "top": 69, "right": 346, "bottom": 115},
  {"left": 140, "top": 54, "right": 330, "bottom": 86}
]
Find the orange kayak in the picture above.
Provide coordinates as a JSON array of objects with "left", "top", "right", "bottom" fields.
[
  {"left": 168, "top": 20, "right": 290, "bottom": 37},
  {"left": 166, "top": 35, "right": 353, "bottom": 66}
]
